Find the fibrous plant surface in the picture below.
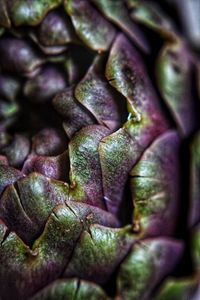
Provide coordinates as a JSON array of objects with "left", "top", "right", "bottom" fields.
[{"left": 0, "top": 1, "right": 199, "bottom": 299}]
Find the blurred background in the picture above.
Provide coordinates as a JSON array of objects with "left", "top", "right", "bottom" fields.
[{"left": 162, "top": 0, "right": 200, "bottom": 51}]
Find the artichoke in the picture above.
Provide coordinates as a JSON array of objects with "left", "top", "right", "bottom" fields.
[{"left": 0, "top": 0, "right": 199, "bottom": 299}]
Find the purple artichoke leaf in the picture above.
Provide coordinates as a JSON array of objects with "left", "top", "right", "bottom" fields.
[
  {"left": 29, "top": 31, "right": 68, "bottom": 55},
  {"left": 53, "top": 88, "right": 96, "bottom": 139},
  {"left": 0, "top": 134, "right": 30, "bottom": 168},
  {"left": 37, "top": 10, "right": 78, "bottom": 47},
  {"left": 130, "top": 130, "right": 181, "bottom": 236},
  {"left": 75, "top": 54, "right": 126, "bottom": 132},
  {"left": 154, "top": 219, "right": 200, "bottom": 299},
  {"left": 31, "top": 128, "right": 67, "bottom": 157},
  {"left": 22, "top": 151, "right": 69, "bottom": 181},
  {"left": 0, "top": 164, "right": 24, "bottom": 197},
  {"left": 0, "top": 37, "right": 45, "bottom": 77},
  {"left": 0, "top": 155, "right": 9, "bottom": 165},
  {"left": 23, "top": 65, "right": 67, "bottom": 102},
  {"left": 106, "top": 33, "right": 169, "bottom": 141},
  {"left": 0, "top": 1, "right": 199, "bottom": 299}
]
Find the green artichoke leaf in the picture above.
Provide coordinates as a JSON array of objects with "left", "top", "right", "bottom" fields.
[
  {"left": 30, "top": 279, "right": 78, "bottom": 300},
  {"left": 69, "top": 125, "right": 109, "bottom": 209},
  {"left": 64, "top": 0, "right": 116, "bottom": 52},
  {"left": 91, "top": 0, "right": 149, "bottom": 53},
  {"left": 30, "top": 278, "right": 108, "bottom": 300},
  {"left": 191, "top": 224, "right": 200, "bottom": 272},
  {"left": 0, "top": 172, "right": 69, "bottom": 243},
  {"left": 6, "top": 0, "right": 62, "bottom": 26},
  {"left": 99, "top": 126, "right": 138, "bottom": 215},
  {"left": 116, "top": 238, "right": 184, "bottom": 300},
  {"left": 63, "top": 224, "right": 135, "bottom": 284},
  {"left": 0, "top": 201, "right": 120, "bottom": 299},
  {"left": 0, "top": 204, "right": 82, "bottom": 300},
  {"left": 129, "top": 1, "right": 176, "bottom": 41},
  {"left": 130, "top": 130, "right": 180, "bottom": 236},
  {"left": 154, "top": 276, "right": 200, "bottom": 300},
  {"left": 53, "top": 88, "right": 96, "bottom": 139},
  {"left": 156, "top": 41, "right": 197, "bottom": 136},
  {"left": 75, "top": 54, "right": 124, "bottom": 132},
  {"left": 189, "top": 131, "right": 200, "bottom": 227},
  {"left": 72, "top": 279, "right": 108, "bottom": 300}
]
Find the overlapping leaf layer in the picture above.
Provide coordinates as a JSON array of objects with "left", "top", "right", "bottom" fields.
[{"left": 0, "top": 0, "right": 199, "bottom": 299}]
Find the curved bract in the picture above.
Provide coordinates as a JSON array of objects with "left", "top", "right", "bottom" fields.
[{"left": 0, "top": 0, "right": 199, "bottom": 299}]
